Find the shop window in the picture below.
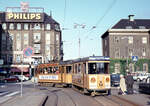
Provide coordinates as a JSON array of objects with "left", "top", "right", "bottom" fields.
[{"left": 9, "top": 23, "right": 14, "bottom": 30}]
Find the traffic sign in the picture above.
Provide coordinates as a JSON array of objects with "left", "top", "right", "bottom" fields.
[
  {"left": 132, "top": 56, "right": 138, "bottom": 62},
  {"left": 23, "top": 47, "right": 34, "bottom": 57}
]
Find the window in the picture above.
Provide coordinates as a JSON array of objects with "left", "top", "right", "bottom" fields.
[
  {"left": 126, "top": 26, "right": 132, "bottom": 29},
  {"left": 114, "top": 63, "right": 120, "bottom": 73},
  {"left": 45, "top": 33, "right": 50, "bottom": 44},
  {"left": 142, "top": 48, "right": 146, "bottom": 56},
  {"left": 24, "top": 24, "right": 28, "bottom": 30},
  {"left": 2, "top": 23, "right": 7, "bottom": 30},
  {"left": 16, "top": 33, "right": 21, "bottom": 51},
  {"left": 129, "top": 48, "right": 133, "bottom": 57},
  {"left": 34, "top": 44, "right": 41, "bottom": 53},
  {"left": 9, "top": 23, "right": 14, "bottom": 30},
  {"left": 16, "top": 55, "right": 21, "bottom": 63},
  {"left": 46, "top": 24, "right": 51, "bottom": 30},
  {"left": 128, "top": 36, "right": 133, "bottom": 44},
  {"left": 142, "top": 37, "right": 147, "bottom": 44},
  {"left": 56, "top": 34, "right": 59, "bottom": 41},
  {"left": 33, "top": 33, "right": 41, "bottom": 42},
  {"left": 115, "top": 47, "right": 120, "bottom": 58},
  {"left": 114, "top": 36, "right": 119, "bottom": 43},
  {"left": 143, "top": 63, "right": 148, "bottom": 72},
  {"left": 17, "top": 23, "right": 21, "bottom": 30},
  {"left": 33, "top": 24, "right": 41, "bottom": 30},
  {"left": 24, "top": 33, "right": 29, "bottom": 47},
  {"left": 55, "top": 24, "right": 59, "bottom": 31},
  {"left": 139, "top": 26, "right": 146, "bottom": 29}
]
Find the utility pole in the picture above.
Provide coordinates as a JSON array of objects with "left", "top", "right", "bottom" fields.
[{"left": 74, "top": 23, "right": 86, "bottom": 58}]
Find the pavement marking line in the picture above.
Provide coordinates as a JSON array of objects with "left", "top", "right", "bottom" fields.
[
  {"left": 0, "top": 96, "right": 12, "bottom": 104},
  {"left": 5, "top": 91, "right": 20, "bottom": 97},
  {"left": 0, "top": 91, "right": 11, "bottom": 96}
]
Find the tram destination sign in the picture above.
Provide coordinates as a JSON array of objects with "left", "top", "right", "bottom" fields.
[{"left": 5, "top": 12, "right": 44, "bottom": 22}]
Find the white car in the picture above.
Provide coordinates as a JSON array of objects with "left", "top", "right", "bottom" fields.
[
  {"left": 136, "top": 73, "right": 149, "bottom": 82},
  {"left": 14, "top": 75, "right": 29, "bottom": 81}
]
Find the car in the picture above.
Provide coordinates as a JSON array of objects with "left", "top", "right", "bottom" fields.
[
  {"left": 14, "top": 75, "right": 29, "bottom": 81},
  {"left": 139, "top": 77, "right": 150, "bottom": 94},
  {"left": 110, "top": 74, "right": 120, "bottom": 86},
  {"left": 3, "top": 76, "right": 20, "bottom": 83},
  {"left": 136, "top": 73, "right": 149, "bottom": 82}
]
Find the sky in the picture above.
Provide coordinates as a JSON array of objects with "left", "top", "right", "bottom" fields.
[{"left": 0, "top": 0, "right": 150, "bottom": 60}]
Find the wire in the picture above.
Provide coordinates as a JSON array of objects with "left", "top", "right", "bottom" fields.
[{"left": 83, "top": 0, "right": 117, "bottom": 39}]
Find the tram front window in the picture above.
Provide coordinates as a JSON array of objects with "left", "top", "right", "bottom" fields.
[{"left": 88, "top": 63, "right": 107, "bottom": 74}]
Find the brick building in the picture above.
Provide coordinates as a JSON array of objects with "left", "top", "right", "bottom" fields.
[{"left": 101, "top": 15, "right": 150, "bottom": 73}]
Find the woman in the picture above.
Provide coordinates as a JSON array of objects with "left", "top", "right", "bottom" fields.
[{"left": 119, "top": 74, "right": 127, "bottom": 95}]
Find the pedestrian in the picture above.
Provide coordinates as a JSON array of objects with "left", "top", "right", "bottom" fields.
[
  {"left": 125, "top": 72, "right": 134, "bottom": 94},
  {"left": 119, "top": 74, "right": 127, "bottom": 95}
]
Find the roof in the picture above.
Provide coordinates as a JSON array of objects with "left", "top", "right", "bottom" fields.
[
  {"left": 112, "top": 19, "right": 150, "bottom": 29},
  {"left": 101, "top": 18, "right": 150, "bottom": 38}
]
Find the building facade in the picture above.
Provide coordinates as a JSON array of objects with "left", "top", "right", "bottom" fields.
[
  {"left": 101, "top": 15, "right": 150, "bottom": 74},
  {"left": 0, "top": 7, "right": 63, "bottom": 74}
]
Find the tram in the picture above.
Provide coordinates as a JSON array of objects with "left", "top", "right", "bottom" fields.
[
  {"left": 36, "top": 61, "right": 73, "bottom": 87},
  {"left": 71, "top": 56, "right": 111, "bottom": 96},
  {"left": 36, "top": 62, "right": 61, "bottom": 86}
]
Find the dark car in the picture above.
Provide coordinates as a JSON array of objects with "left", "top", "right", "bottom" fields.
[
  {"left": 3, "top": 76, "right": 20, "bottom": 83},
  {"left": 111, "top": 74, "right": 120, "bottom": 86},
  {"left": 139, "top": 77, "right": 150, "bottom": 94}
]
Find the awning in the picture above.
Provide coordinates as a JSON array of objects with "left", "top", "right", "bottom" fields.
[{"left": 10, "top": 67, "right": 29, "bottom": 72}]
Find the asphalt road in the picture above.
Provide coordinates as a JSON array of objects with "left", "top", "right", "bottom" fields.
[{"left": 0, "top": 81, "right": 149, "bottom": 106}]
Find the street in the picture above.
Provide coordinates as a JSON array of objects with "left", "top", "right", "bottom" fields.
[{"left": 0, "top": 81, "right": 150, "bottom": 106}]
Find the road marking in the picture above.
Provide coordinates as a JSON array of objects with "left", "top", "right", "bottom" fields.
[
  {"left": 0, "top": 91, "right": 11, "bottom": 96},
  {"left": 5, "top": 91, "right": 20, "bottom": 97},
  {"left": 0, "top": 96, "right": 12, "bottom": 104}
]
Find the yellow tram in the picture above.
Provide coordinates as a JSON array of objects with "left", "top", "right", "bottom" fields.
[
  {"left": 71, "top": 56, "right": 111, "bottom": 96},
  {"left": 36, "top": 61, "right": 73, "bottom": 87}
]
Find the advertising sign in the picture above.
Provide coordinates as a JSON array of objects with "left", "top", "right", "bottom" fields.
[{"left": 5, "top": 12, "right": 44, "bottom": 22}]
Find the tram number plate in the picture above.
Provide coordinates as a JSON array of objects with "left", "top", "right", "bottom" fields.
[{"left": 39, "top": 75, "right": 58, "bottom": 80}]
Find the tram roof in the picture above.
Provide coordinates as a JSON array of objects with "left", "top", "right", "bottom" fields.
[{"left": 71, "top": 56, "right": 110, "bottom": 63}]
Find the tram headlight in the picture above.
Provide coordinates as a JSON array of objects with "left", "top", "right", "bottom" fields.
[
  {"left": 91, "top": 77, "right": 96, "bottom": 83},
  {"left": 106, "top": 77, "right": 110, "bottom": 82}
]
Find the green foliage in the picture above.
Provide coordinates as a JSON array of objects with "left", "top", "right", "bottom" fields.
[{"left": 109, "top": 58, "right": 150, "bottom": 74}]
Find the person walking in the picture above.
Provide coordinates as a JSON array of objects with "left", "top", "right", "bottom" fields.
[
  {"left": 125, "top": 72, "right": 134, "bottom": 94},
  {"left": 119, "top": 74, "right": 127, "bottom": 95}
]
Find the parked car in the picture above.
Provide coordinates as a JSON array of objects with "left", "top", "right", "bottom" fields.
[
  {"left": 139, "top": 77, "right": 150, "bottom": 94},
  {"left": 14, "top": 75, "right": 29, "bottom": 81},
  {"left": 3, "top": 76, "right": 20, "bottom": 83},
  {"left": 136, "top": 73, "right": 149, "bottom": 82},
  {"left": 110, "top": 74, "right": 120, "bottom": 86}
]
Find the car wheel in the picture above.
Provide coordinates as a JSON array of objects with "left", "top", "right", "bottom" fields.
[{"left": 137, "top": 78, "right": 140, "bottom": 82}]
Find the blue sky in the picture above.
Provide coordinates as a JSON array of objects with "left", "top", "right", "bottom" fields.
[{"left": 1, "top": 0, "right": 150, "bottom": 60}]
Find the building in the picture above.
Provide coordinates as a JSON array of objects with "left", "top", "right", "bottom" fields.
[
  {"left": 101, "top": 15, "right": 150, "bottom": 74},
  {"left": 0, "top": 6, "right": 63, "bottom": 75}
]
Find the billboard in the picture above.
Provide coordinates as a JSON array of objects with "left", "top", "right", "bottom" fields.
[{"left": 5, "top": 12, "right": 44, "bottom": 22}]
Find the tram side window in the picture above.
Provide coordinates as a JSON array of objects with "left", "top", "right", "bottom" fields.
[
  {"left": 88, "top": 63, "right": 105, "bottom": 74},
  {"left": 75, "top": 64, "right": 78, "bottom": 73},
  {"left": 78, "top": 64, "right": 81, "bottom": 73},
  {"left": 66, "top": 66, "right": 72, "bottom": 73}
]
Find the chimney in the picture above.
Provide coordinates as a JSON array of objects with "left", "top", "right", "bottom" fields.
[{"left": 128, "top": 15, "right": 134, "bottom": 21}]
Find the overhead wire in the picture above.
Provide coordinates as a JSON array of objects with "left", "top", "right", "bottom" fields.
[{"left": 84, "top": 0, "right": 117, "bottom": 39}]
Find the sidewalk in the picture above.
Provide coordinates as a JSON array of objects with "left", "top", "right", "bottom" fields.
[{"left": 1, "top": 84, "right": 47, "bottom": 106}]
